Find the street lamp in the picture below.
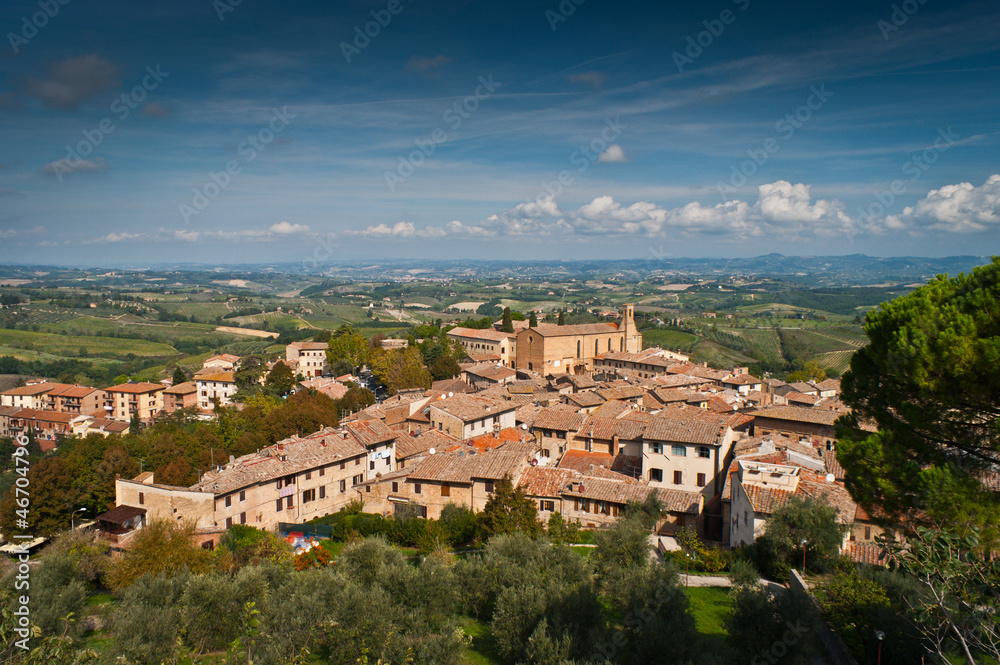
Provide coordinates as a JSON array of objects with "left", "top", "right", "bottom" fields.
[
  {"left": 875, "top": 630, "right": 884, "bottom": 664},
  {"left": 800, "top": 538, "right": 808, "bottom": 576},
  {"left": 71, "top": 507, "right": 86, "bottom": 531}
]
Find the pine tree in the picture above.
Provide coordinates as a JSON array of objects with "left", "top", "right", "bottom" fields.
[
  {"left": 529, "top": 311, "right": 538, "bottom": 327},
  {"left": 500, "top": 307, "right": 514, "bottom": 333},
  {"left": 171, "top": 366, "right": 188, "bottom": 386},
  {"left": 557, "top": 309, "right": 565, "bottom": 326}
]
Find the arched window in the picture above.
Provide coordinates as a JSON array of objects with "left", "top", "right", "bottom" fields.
[
  {"left": 620, "top": 337, "right": 624, "bottom": 351},
  {"left": 576, "top": 341, "right": 581, "bottom": 358},
  {"left": 595, "top": 339, "right": 599, "bottom": 355},
  {"left": 528, "top": 362, "right": 533, "bottom": 370},
  {"left": 608, "top": 338, "right": 612, "bottom": 351}
]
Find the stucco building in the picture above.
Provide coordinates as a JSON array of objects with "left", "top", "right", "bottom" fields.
[{"left": 515, "top": 305, "right": 642, "bottom": 375}]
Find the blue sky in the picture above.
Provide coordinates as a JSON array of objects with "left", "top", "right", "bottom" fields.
[{"left": 0, "top": 0, "right": 998, "bottom": 266}]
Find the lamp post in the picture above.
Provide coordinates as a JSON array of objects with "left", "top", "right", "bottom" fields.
[
  {"left": 800, "top": 538, "right": 808, "bottom": 576},
  {"left": 875, "top": 630, "right": 884, "bottom": 664},
  {"left": 71, "top": 507, "right": 86, "bottom": 531}
]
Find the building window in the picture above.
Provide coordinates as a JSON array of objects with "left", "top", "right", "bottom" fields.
[
  {"left": 650, "top": 468, "right": 663, "bottom": 482},
  {"left": 370, "top": 460, "right": 375, "bottom": 471},
  {"left": 595, "top": 340, "right": 599, "bottom": 355},
  {"left": 226, "top": 517, "right": 232, "bottom": 528},
  {"left": 239, "top": 490, "right": 245, "bottom": 502},
  {"left": 392, "top": 482, "right": 399, "bottom": 493},
  {"left": 340, "top": 480, "right": 346, "bottom": 493},
  {"left": 414, "top": 483, "right": 422, "bottom": 494},
  {"left": 697, "top": 473, "right": 706, "bottom": 487},
  {"left": 696, "top": 446, "right": 711, "bottom": 459},
  {"left": 276, "top": 479, "right": 282, "bottom": 490},
  {"left": 540, "top": 500, "right": 555, "bottom": 512},
  {"left": 485, "top": 481, "right": 495, "bottom": 493},
  {"left": 276, "top": 499, "right": 282, "bottom": 512},
  {"left": 319, "top": 486, "right": 325, "bottom": 499},
  {"left": 673, "top": 470, "right": 683, "bottom": 485},
  {"left": 240, "top": 512, "right": 246, "bottom": 525},
  {"left": 138, "top": 492, "right": 144, "bottom": 505},
  {"left": 577, "top": 341, "right": 581, "bottom": 358},
  {"left": 865, "top": 526, "right": 871, "bottom": 540},
  {"left": 303, "top": 489, "right": 316, "bottom": 503},
  {"left": 352, "top": 474, "right": 363, "bottom": 486},
  {"left": 671, "top": 445, "right": 687, "bottom": 456},
  {"left": 305, "top": 472, "right": 311, "bottom": 480},
  {"left": 319, "top": 467, "right": 325, "bottom": 477},
  {"left": 650, "top": 442, "right": 663, "bottom": 454},
  {"left": 441, "top": 484, "right": 451, "bottom": 497},
  {"left": 225, "top": 496, "right": 232, "bottom": 508},
  {"left": 340, "top": 462, "right": 345, "bottom": 470},
  {"left": 355, "top": 458, "right": 361, "bottom": 466},
  {"left": 286, "top": 496, "right": 293, "bottom": 509}
]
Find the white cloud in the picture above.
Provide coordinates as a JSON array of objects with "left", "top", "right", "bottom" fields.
[
  {"left": 86, "top": 232, "right": 145, "bottom": 244},
  {"left": 41, "top": 157, "right": 108, "bottom": 177},
  {"left": 174, "top": 230, "right": 200, "bottom": 242},
  {"left": 886, "top": 174, "right": 1000, "bottom": 233},
  {"left": 269, "top": 221, "right": 310, "bottom": 234},
  {"left": 405, "top": 55, "right": 453, "bottom": 72},
  {"left": 26, "top": 55, "right": 120, "bottom": 111},
  {"left": 597, "top": 145, "right": 627, "bottom": 163}
]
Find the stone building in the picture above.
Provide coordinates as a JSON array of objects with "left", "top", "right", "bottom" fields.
[{"left": 515, "top": 304, "right": 642, "bottom": 375}]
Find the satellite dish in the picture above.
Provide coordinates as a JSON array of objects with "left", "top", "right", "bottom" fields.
[
  {"left": 521, "top": 424, "right": 528, "bottom": 430},
  {"left": 428, "top": 448, "right": 436, "bottom": 455},
  {"left": 448, "top": 392, "right": 453, "bottom": 398},
  {"left": 825, "top": 473, "right": 835, "bottom": 483},
  {"left": 530, "top": 458, "right": 538, "bottom": 466}
]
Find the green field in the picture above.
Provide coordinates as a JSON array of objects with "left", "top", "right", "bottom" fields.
[
  {"left": 683, "top": 586, "right": 733, "bottom": 659},
  {"left": 642, "top": 329, "right": 700, "bottom": 351},
  {"left": 0, "top": 328, "right": 179, "bottom": 359}
]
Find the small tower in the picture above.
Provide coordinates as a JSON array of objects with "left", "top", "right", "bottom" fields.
[{"left": 621, "top": 304, "right": 642, "bottom": 353}]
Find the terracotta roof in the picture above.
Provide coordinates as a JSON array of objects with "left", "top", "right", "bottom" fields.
[
  {"left": 789, "top": 381, "right": 818, "bottom": 395},
  {"left": 288, "top": 342, "right": 328, "bottom": 350},
  {"left": 1, "top": 383, "right": 64, "bottom": 397},
  {"left": 429, "top": 378, "right": 475, "bottom": 394},
  {"left": 407, "top": 449, "right": 527, "bottom": 483},
  {"left": 519, "top": 466, "right": 576, "bottom": 497},
  {"left": 205, "top": 353, "right": 241, "bottom": 363},
  {"left": 47, "top": 384, "right": 101, "bottom": 398},
  {"left": 743, "top": 483, "right": 794, "bottom": 513},
  {"left": 428, "top": 396, "right": 516, "bottom": 422},
  {"left": 648, "top": 374, "right": 713, "bottom": 389},
  {"left": 749, "top": 405, "right": 841, "bottom": 426},
  {"left": 343, "top": 419, "right": 397, "bottom": 447},
  {"left": 814, "top": 378, "right": 841, "bottom": 392},
  {"left": 190, "top": 428, "right": 367, "bottom": 495},
  {"left": 515, "top": 404, "right": 543, "bottom": 427},
  {"left": 557, "top": 449, "right": 614, "bottom": 473},
  {"left": 105, "top": 381, "right": 165, "bottom": 395},
  {"left": 722, "top": 374, "right": 762, "bottom": 386},
  {"left": 590, "top": 399, "right": 635, "bottom": 419},
  {"left": 563, "top": 476, "right": 701, "bottom": 514},
  {"left": 11, "top": 408, "right": 76, "bottom": 424},
  {"left": 644, "top": 416, "right": 722, "bottom": 445},
  {"left": 785, "top": 391, "right": 821, "bottom": 406},
  {"left": 466, "top": 366, "right": 518, "bottom": 382},
  {"left": 97, "top": 505, "right": 147, "bottom": 524},
  {"left": 164, "top": 381, "right": 198, "bottom": 395},
  {"left": 394, "top": 429, "right": 458, "bottom": 459},
  {"left": 842, "top": 541, "right": 885, "bottom": 566},
  {"left": 823, "top": 450, "right": 845, "bottom": 480},
  {"left": 447, "top": 327, "right": 516, "bottom": 342},
  {"left": 524, "top": 322, "right": 620, "bottom": 337},
  {"left": 534, "top": 407, "right": 586, "bottom": 432},
  {"left": 565, "top": 391, "right": 606, "bottom": 408},
  {"left": 596, "top": 385, "right": 644, "bottom": 401}
]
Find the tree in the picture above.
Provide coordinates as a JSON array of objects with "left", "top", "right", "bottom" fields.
[
  {"left": 529, "top": 311, "right": 538, "bottom": 327},
  {"left": 326, "top": 325, "right": 370, "bottom": 372},
  {"left": 429, "top": 354, "right": 460, "bottom": 381},
  {"left": 500, "top": 307, "right": 514, "bottom": 333},
  {"left": 107, "top": 519, "right": 214, "bottom": 590},
  {"left": 479, "top": 475, "right": 540, "bottom": 539},
  {"left": 879, "top": 526, "right": 1000, "bottom": 664},
  {"left": 557, "top": 309, "right": 565, "bottom": 326},
  {"left": 266, "top": 361, "right": 296, "bottom": 395},
  {"left": 759, "top": 495, "right": 845, "bottom": 574},
  {"left": 171, "top": 366, "right": 188, "bottom": 386},
  {"left": 786, "top": 360, "right": 826, "bottom": 382},
  {"left": 837, "top": 258, "right": 1000, "bottom": 543},
  {"left": 384, "top": 347, "right": 431, "bottom": 395},
  {"left": 0, "top": 456, "right": 77, "bottom": 536}
]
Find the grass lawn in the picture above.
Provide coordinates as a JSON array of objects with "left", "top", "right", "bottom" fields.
[
  {"left": 458, "top": 617, "right": 503, "bottom": 665},
  {"left": 683, "top": 586, "right": 732, "bottom": 659}
]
